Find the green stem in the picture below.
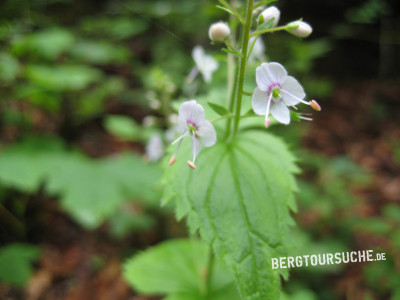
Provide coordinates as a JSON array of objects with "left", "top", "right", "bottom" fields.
[
  {"left": 233, "top": 0, "right": 253, "bottom": 137},
  {"left": 250, "top": 25, "right": 287, "bottom": 37},
  {"left": 224, "top": 0, "right": 238, "bottom": 140}
]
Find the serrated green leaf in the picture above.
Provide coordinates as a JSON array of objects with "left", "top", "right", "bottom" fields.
[
  {"left": 208, "top": 102, "right": 230, "bottom": 116},
  {"left": 124, "top": 239, "right": 241, "bottom": 300},
  {"left": 162, "top": 131, "right": 299, "bottom": 299},
  {"left": 0, "top": 243, "right": 40, "bottom": 286}
]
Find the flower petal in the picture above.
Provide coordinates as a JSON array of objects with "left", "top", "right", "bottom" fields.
[
  {"left": 178, "top": 100, "right": 205, "bottom": 127},
  {"left": 252, "top": 87, "right": 268, "bottom": 115},
  {"left": 256, "top": 62, "right": 287, "bottom": 91},
  {"left": 197, "top": 120, "right": 217, "bottom": 147},
  {"left": 199, "top": 56, "right": 218, "bottom": 83},
  {"left": 281, "top": 76, "right": 305, "bottom": 106},
  {"left": 271, "top": 101, "right": 290, "bottom": 124},
  {"left": 192, "top": 46, "right": 204, "bottom": 68}
]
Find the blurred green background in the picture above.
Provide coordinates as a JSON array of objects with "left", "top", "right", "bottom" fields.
[{"left": 0, "top": 0, "right": 399, "bottom": 299}]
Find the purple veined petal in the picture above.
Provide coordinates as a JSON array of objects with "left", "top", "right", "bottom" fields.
[
  {"left": 197, "top": 120, "right": 217, "bottom": 147},
  {"left": 281, "top": 76, "right": 305, "bottom": 106},
  {"left": 256, "top": 62, "right": 288, "bottom": 91},
  {"left": 178, "top": 100, "right": 206, "bottom": 126},
  {"left": 252, "top": 87, "right": 268, "bottom": 115},
  {"left": 271, "top": 101, "right": 290, "bottom": 124}
]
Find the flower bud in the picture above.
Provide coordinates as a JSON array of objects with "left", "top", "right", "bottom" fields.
[
  {"left": 208, "top": 22, "right": 230, "bottom": 42},
  {"left": 258, "top": 6, "right": 280, "bottom": 27},
  {"left": 286, "top": 21, "right": 312, "bottom": 38}
]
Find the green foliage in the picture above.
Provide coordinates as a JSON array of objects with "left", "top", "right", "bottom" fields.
[
  {"left": 0, "top": 243, "right": 40, "bottom": 286},
  {"left": 207, "top": 102, "right": 230, "bottom": 116},
  {"left": 345, "top": 0, "right": 389, "bottom": 24},
  {"left": 71, "top": 40, "right": 131, "bottom": 64},
  {"left": 25, "top": 64, "right": 102, "bottom": 91},
  {"left": 124, "top": 239, "right": 241, "bottom": 300},
  {"left": 79, "top": 16, "right": 149, "bottom": 40},
  {"left": 104, "top": 115, "right": 141, "bottom": 141},
  {"left": 11, "top": 28, "right": 74, "bottom": 60},
  {"left": 0, "top": 52, "right": 19, "bottom": 83},
  {"left": 0, "top": 136, "right": 66, "bottom": 193},
  {"left": 0, "top": 136, "right": 162, "bottom": 229},
  {"left": 162, "top": 131, "right": 299, "bottom": 299}
]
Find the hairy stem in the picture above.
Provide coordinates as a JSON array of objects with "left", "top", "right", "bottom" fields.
[{"left": 233, "top": 0, "right": 253, "bottom": 136}]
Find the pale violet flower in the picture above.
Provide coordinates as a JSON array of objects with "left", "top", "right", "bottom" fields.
[
  {"left": 146, "top": 134, "right": 164, "bottom": 162},
  {"left": 252, "top": 62, "right": 319, "bottom": 127},
  {"left": 248, "top": 36, "right": 265, "bottom": 62},
  {"left": 187, "top": 46, "right": 219, "bottom": 83},
  {"left": 169, "top": 100, "right": 216, "bottom": 169}
]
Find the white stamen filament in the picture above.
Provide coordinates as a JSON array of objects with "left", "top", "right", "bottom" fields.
[
  {"left": 171, "top": 133, "right": 187, "bottom": 145},
  {"left": 299, "top": 116, "right": 313, "bottom": 121},
  {"left": 192, "top": 132, "right": 197, "bottom": 163},
  {"left": 265, "top": 92, "right": 273, "bottom": 122},
  {"left": 281, "top": 89, "right": 311, "bottom": 105},
  {"left": 172, "top": 138, "right": 183, "bottom": 157}
]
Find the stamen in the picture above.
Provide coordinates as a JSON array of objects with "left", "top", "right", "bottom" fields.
[
  {"left": 264, "top": 118, "right": 271, "bottom": 128},
  {"left": 171, "top": 133, "right": 187, "bottom": 145},
  {"left": 187, "top": 161, "right": 197, "bottom": 169},
  {"left": 265, "top": 92, "right": 273, "bottom": 123},
  {"left": 169, "top": 138, "right": 183, "bottom": 166},
  {"left": 281, "top": 89, "right": 311, "bottom": 106},
  {"left": 168, "top": 156, "right": 176, "bottom": 166},
  {"left": 299, "top": 116, "right": 313, "bottom": 121},
  {"left": 310, "top": 99, "right": 321, "bottom": 111},
  {"left": 192, "top": 132, "right": 197, "bottom": 163}
]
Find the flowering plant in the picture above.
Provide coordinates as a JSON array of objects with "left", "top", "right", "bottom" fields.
[{"left": 127, "top": 1, "right": 322, "bottom": 299}]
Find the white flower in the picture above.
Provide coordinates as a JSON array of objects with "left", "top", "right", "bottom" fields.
[
  {"left": 286, "top": 21, "right": 312, "bottom": 37},
  {"left": 187, "top": 46, "right": 219, "bottom": 83},
  {"left": 248, "top": 36, "right": 265, "bottom": 62},
  {"left": 169, "top": 100, "right": 216, "bottom": 169},
  {"left": 259, "top": 6, "right": 280, "bottom": 27},
  {"left": 146, "top": 134, "right": 164, "bottom": 162},
  {"left": 208, "top": 22, "right": 231, "bottom": 42},
  {"left": 252, "top": 62, "right": 319, "bottom": 126}
]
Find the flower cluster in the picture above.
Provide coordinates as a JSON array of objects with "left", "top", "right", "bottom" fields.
[{"left": 167, "top": 4, "right": 321, "bottom": 169}]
